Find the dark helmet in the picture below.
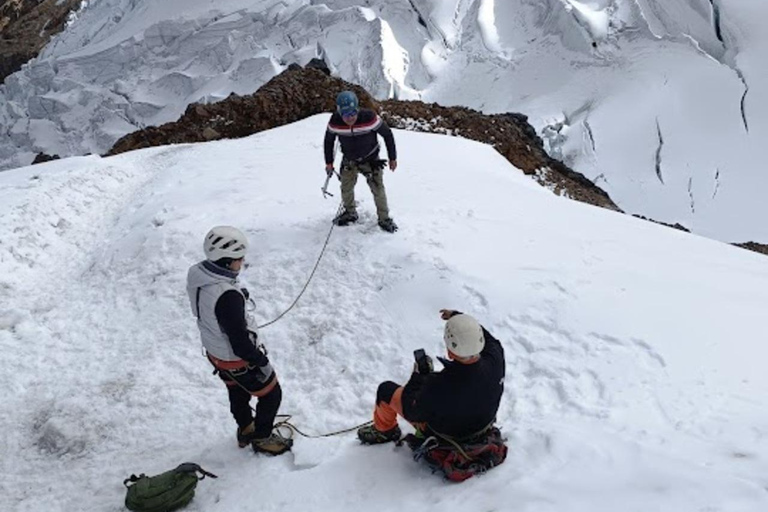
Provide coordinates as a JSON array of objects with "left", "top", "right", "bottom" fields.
[{"left": 336, "top": 90, "right": 359, "bottom": 116}]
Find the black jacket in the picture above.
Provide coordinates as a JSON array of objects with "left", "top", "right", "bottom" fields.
[
  {"left": 401, "top": 328, "right": 505, "bottom": 438},
  {"left": 215, "top": 290, "right": 268, "bottom": 367},
  {"left": 324, "top": 108, "right": 397, "bottom": 165}
]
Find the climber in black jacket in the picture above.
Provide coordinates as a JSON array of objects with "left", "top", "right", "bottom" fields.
[{"left": 357, "top": 309, "right": 505, "bottom": 443}]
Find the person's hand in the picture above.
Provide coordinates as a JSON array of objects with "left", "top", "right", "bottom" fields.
[
  {"left": 389, "top": 160, "right": 397, "bottom": 171},
  {"left": 325, "top": 163, "right": 334, "bottom": 176},
  {"left": 440, "top": 309, "right": 459, "bottom": 320},
  {"left": 411, "top": 359, "right": 433, "bottom": 374}
]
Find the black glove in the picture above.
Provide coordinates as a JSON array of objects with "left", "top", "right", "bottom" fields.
[
  {"left": 420, "top": 355, "right": 434, "bottom": 374},
  {"left": 414, "top": 349, "right": 434, "bottom": 375}
]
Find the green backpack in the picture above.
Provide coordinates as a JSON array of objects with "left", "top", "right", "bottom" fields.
[{"left": 123, "top": 463, "right": 217, "bottom": 512}]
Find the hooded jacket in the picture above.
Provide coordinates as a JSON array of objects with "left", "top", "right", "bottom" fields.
[{"left": 186, "top": 261, "right": 268, "bottom": 367}]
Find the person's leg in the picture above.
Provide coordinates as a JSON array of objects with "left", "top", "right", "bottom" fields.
[
  {"left": 253, "top": 381, "right": 282, "bottom": 438},
  {"left": 250, "top": 382, "right": 293, "bottom": 454},
  {"left": 373, "top": 381, "right": 403, "bottom": 431},
  {"left": 218, "top": 372, "right": 257, "bottom": 448},
  {"left": 226, "top": 384, "right": 254, "bottom": 430},
  {"left": 358, "top": 381, "right": 404, "bottom": 444},
  {"left": 363, "top": 164, "right": 391, "bottom": 222},
  {"left": 340, "top": 162, "right": 359, "bottom": 215}
]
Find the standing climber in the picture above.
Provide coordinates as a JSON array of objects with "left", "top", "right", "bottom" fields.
[
  {"left": 324, "top": 90, "right": 399, "bottom": 233},
  {"left": 186, "top": 226, "right": 292, "bottom": 455}
]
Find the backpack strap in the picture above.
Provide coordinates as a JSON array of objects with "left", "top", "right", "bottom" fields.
[
  {"left": 123, "top": 474, "right": 145, "bottom": 488},
  {"left": 174, "top": 463, "right": 218, "bottom": 480}
]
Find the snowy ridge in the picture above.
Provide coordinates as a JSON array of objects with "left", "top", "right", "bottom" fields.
[
  {"left": 1, "top": 0, "right": 768, "bottom": 241},
  {"left": 1, "top": 117, "right": 767, "bottom": 511}
]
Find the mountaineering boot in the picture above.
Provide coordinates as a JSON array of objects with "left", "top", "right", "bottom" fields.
[
  {"left": 357, "top": 424, "right": 402, "bottom": 445},
  {"left": 237, "top": 422, "right": 257, "bottom": 449},
  {"left": 334, "top": 210, "right": 359, "bottom": 226},
  {"left": 378, "top": 218, "right": 398, "bottom": 233},
  {"left": 252, "top": 432, "right": 293, "bottom": 455}
]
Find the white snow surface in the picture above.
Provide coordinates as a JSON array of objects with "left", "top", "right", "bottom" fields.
[
  {"left": 1, "top": 117, "right": 767, "bottom": 511},
  {"left": 1, "top": 0, "right": 768, "bottom": 242}
]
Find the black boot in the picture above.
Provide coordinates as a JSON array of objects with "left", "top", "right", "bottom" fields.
[
  {"left": 334, "top": 210, "right": 359, "bottom": 226},
  {"left": 378, "top": 218, "right": 398, "bottom": 233}
]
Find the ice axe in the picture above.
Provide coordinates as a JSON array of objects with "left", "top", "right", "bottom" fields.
[{"left": 321, "top": 169, "right": 339, "bottom": 198}]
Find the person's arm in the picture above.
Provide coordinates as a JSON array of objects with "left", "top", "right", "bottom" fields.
[
  {"left": 401, "top": 371, "right": 435, "bottom": 423},
  {"left": 324, "top": 123, "right": 337, "bottom": 166},
  {"left": 375, "top": 119, "right": 397, "bottom": 163},
  {"left": 214, "top": 290, "right": 268, "bottom": 366},
  {"left": 480, "top": 327, "right": 505, "bottom": 362}
]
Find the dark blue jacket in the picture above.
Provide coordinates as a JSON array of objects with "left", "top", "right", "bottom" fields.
[{"left": 324, "top": 108, "right": 397, "bottom": 165}]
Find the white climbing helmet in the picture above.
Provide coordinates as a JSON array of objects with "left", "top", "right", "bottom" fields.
[
  {"left": 443, "top": 314, "right": 485, "bottom": 358},
  {"left": 203, "top": 226, "right": 248, "bottom": 261}
]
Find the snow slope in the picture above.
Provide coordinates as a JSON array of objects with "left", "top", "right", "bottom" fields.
[
  {"left": 1, "top": 0, "right": 767, "bottom": 242},
  {"left": 1, "top": 116, "right": 767, "bottom": 512}
]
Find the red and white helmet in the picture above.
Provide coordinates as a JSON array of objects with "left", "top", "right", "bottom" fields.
[{"left": 203, "top": 226, "right": 248, "bottom": 261}]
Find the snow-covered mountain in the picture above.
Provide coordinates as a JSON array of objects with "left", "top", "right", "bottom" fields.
[
  {"left": 1, "top": 117, "right": 767, "bottom": 512},
  {"left": 1, "top": 0, "right": 767, "bottom": 242}
]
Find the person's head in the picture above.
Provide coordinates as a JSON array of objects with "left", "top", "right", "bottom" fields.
[
  {"left": 336, "top": 90, "right": 359, "bottom": 126},
  {"left": 203, "top": 226, "right": 248, "bottom": 272},
  {"left": 443, "top": 314, "right": 484, "bottom": 363}
]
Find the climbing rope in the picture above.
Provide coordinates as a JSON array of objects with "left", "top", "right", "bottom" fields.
[
  {"left": 220, "top": 367, "right": 371, "bottom": 439},
  {"left": 256, "top": 200, "right": 344, "bottom": 329},
  {"left": 273, "top": 414, "right": 373, "bottom": 440}
]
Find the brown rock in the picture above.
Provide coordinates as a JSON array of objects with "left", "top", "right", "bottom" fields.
[
  {"left": 0, "top": 0, "right": 81, "bottom": 83},
  {"left": 734, "top": 242, "right": 768, "bottom": 256},
  {"left": 202, "top": 127, "right": 220, "bottom": 141}
]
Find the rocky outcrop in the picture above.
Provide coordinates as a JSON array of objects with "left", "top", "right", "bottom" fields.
[
  {"left": 632, "top": 215, "right": 690, "bottom": 233},
  {"left": 31, "top": 152, "right": 59, "bottom": 164},
  {"left": 107, "top": 66, "right": 618, "bottom": 211},
  {"left": 735, "top": 242, "right": 768, "bottom": 256},
  {"left": 379, "top": 102, "right": 618, "bottom": 211},
  {"left": 107, "top": 68, "right": 377, "bottom": 156},
  {"left": 0, "top": 0, "right": 81, "bottom": 83}
]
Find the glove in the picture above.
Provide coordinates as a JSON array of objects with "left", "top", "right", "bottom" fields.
[
  {"left": 413, "top": 354, "right": 434, "bottom": 375},
  {"left": 422, "top": 355, "right": 434, "bottom": 374}
]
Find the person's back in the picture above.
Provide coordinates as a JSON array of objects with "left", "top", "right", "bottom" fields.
[
  {"left": 405, "top": 329, "right": 505, "bottom": 438},
  {"left": 186, "top": 225, "right": 292, "bottom": 455}
]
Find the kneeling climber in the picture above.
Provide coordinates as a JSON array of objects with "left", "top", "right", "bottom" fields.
[{"left": 357, "top": 309, "right": 507, "bottom": 480}]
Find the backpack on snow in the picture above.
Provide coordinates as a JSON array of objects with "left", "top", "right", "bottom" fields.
[
  {"left": 404, "top": 426, "right": 508, "bottom": 482},
  {"left": 123, "top": 462, "right": 217, "bottom": 512}
]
